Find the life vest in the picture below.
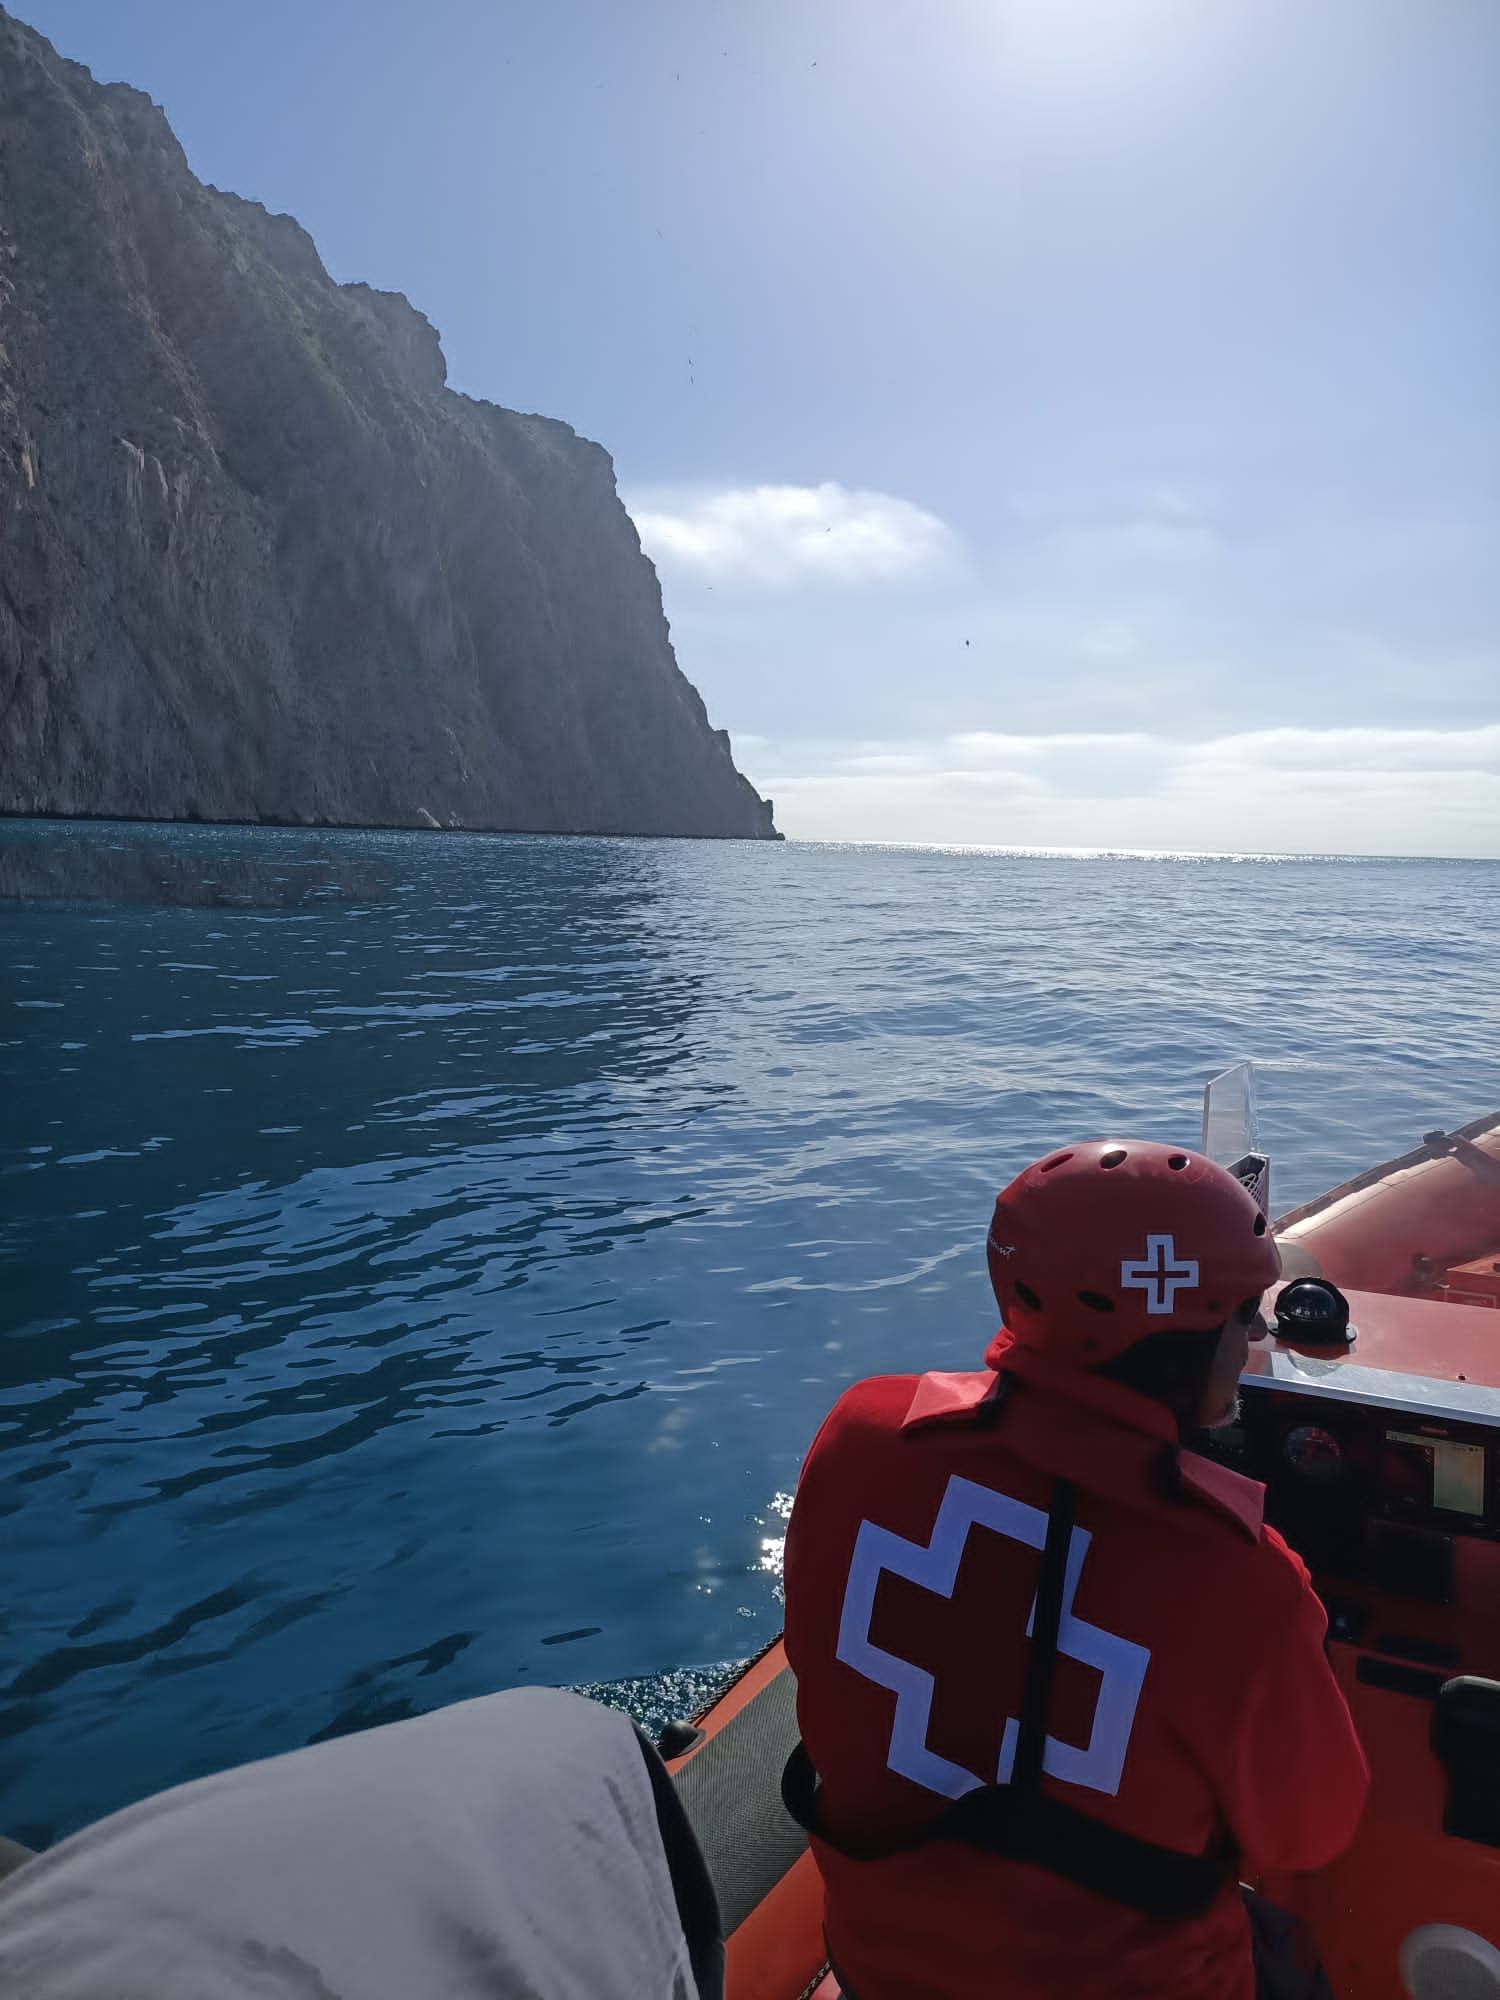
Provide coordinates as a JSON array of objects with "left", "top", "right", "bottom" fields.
[
  {"left": 782, "top": 1368, "right": 1235, "bottom": 1919},
  {"left": 781, "top": 1341, "right": 1369, "bottom": 2000}
]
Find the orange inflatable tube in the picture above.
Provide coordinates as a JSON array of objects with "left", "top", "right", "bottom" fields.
[{"left": 1277, "top": 1113, "right": 1500, "bottom": 1299}]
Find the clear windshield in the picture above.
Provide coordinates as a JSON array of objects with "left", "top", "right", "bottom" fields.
[
  {"left": 1202, "top": 1062, "right": 1271, "bottom": 1215},
  {"left": 1202, "top": 1061, "right": 1261, "bottom": 1164}
]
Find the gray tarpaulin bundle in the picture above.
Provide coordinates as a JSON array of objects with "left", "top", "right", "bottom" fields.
[{"left": 0, "top": 1686, "right": 724, "bottom": 2000}]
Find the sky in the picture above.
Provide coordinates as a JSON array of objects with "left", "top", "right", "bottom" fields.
[{"left": 17, "top": 0, "right": 1499, "bottom": 855}]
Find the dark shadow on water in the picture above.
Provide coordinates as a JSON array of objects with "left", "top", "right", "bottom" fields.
[
  {"left": 0, "top": 821, "right": 397, "bottom": 908},
  {"left": 0, "top": 826, "right": 735, "bottom": 1833}
]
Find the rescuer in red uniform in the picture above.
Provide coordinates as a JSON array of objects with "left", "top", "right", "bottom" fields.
[{"left": 782, "top": 1140, "right": 1370, "bottom": 2000}]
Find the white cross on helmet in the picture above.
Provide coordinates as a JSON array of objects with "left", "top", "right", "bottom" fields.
[{"left": 1119, "top": 1234, "right": 1199, "bottom": 1314}]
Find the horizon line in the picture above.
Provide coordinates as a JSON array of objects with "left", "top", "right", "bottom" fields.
[{"left": 782, "top": 838, "right": 1498, "bottom": 864}]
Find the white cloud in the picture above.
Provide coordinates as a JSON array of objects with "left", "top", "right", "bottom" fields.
[
  {"left": 1185, "top": 724, "right": 1500, "bottom": 774},
  {"left": 627, "top": 482, "right": 957, "bottom": 586},
  {"left": 740, "top": 724, "right": 1500, "bottom": 858}
]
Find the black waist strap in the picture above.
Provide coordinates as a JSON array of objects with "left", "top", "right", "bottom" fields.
[{"left": 784, "top": 1475, "right": 1234, "bottom": 1922}]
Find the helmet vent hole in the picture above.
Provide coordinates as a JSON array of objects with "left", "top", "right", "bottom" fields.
[
  {"left": 1167, "top": 1153, "right": 1188, "bottom": 1171},
  {"left": 1253, "top": 1213, "right": 1267, "bottom": 1236},
  {"left": 1099, "top": 1147, "right": 1127, "bottom": 1170},
  {"left": 1078, "top": 1290, "right": 1115, "bottom": 1314},
  {"left": 1014, "top": 1281, "right": 1044, "bottom": 1312},
  {"left": 1040, "top": 1151, "right": 1074, "bottom": 1173}
]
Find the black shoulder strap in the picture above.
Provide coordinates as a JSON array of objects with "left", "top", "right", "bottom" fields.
[
  {"left": 1009, "top": 1475, "right": 1075, "bottom": 1797},
  {"left": 783, "top": 1474, "right": 1233, "bottom": 1922}
]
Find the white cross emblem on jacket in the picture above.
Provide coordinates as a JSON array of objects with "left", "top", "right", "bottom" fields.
[{"left": 837, "top": 1476, "right": 1151, "bottom": 1801}]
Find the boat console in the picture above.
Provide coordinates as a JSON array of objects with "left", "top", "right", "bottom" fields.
[
  {"left": 1212, "top": 1288, "right": 1500, "bottom": 1610},
  {"left": 1208, "top": 1285, "right": 1500, "bottom": 1999}
]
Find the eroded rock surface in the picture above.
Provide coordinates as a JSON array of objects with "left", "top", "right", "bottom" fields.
[{"left": 0, "top": 9, "right": 776, "bottom": 838}]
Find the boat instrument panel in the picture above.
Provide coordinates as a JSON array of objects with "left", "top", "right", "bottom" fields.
[
  {"left": 1198, "top": 1280, "right": 1500, "bottom": 1999},
  {"left": 1204, "top": 1284, "right": 1500, "bottom": 1606},
  {"left": 1210, "top": 1387, "right": 1499, "bottom": 1596}
]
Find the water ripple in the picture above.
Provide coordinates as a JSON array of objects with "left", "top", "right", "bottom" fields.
[{"left": 1, "top": 820, "right": 1497, "bottom": 1843}]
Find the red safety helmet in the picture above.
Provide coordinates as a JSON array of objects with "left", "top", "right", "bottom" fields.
[{"left": 987, "top": 1139, "right": 1281, "bottom": 1370}]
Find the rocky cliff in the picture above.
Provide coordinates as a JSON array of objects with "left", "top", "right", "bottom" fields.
[{"left": 0, "top": 9, "right": 776, "bottom": 838}]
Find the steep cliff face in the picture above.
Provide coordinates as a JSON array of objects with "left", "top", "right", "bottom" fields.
[{"left": 0, "top": 9, "right": 776, "bottom": 838}]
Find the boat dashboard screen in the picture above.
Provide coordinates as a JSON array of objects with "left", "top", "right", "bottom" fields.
[
  {"left": 1202, "top": 1377, "right": 1500, "bottom": 1594},
  {"left": 1382, "top": 1428, "right": 1487, "bottom": 1518}
]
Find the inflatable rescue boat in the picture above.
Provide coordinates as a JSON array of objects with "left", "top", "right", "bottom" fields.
[{"left": 666, "top": 1077, "right": 1500, "bottom": 2000}]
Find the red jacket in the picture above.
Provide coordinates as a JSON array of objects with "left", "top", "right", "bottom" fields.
[{"left": 782, "top": 1336, "right": 1369, "bottom": 2000}]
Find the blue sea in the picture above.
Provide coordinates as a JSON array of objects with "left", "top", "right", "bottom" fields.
[{"left": 3, "top": 819, "right": 1498, "bottom": 1847}]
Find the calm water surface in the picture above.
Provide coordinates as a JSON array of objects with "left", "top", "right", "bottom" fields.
[{"left": 3, "top": 821, "right": 1498, "bottom": 1843}]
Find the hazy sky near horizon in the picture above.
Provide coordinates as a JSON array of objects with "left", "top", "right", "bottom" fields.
[{"left": 19, "top": 0, "right": 1498, "bottom": 855}]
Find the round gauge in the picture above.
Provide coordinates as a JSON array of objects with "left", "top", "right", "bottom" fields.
[{"left": 1282, "top": 1424, "right": 1344, "bottom": 1484}]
